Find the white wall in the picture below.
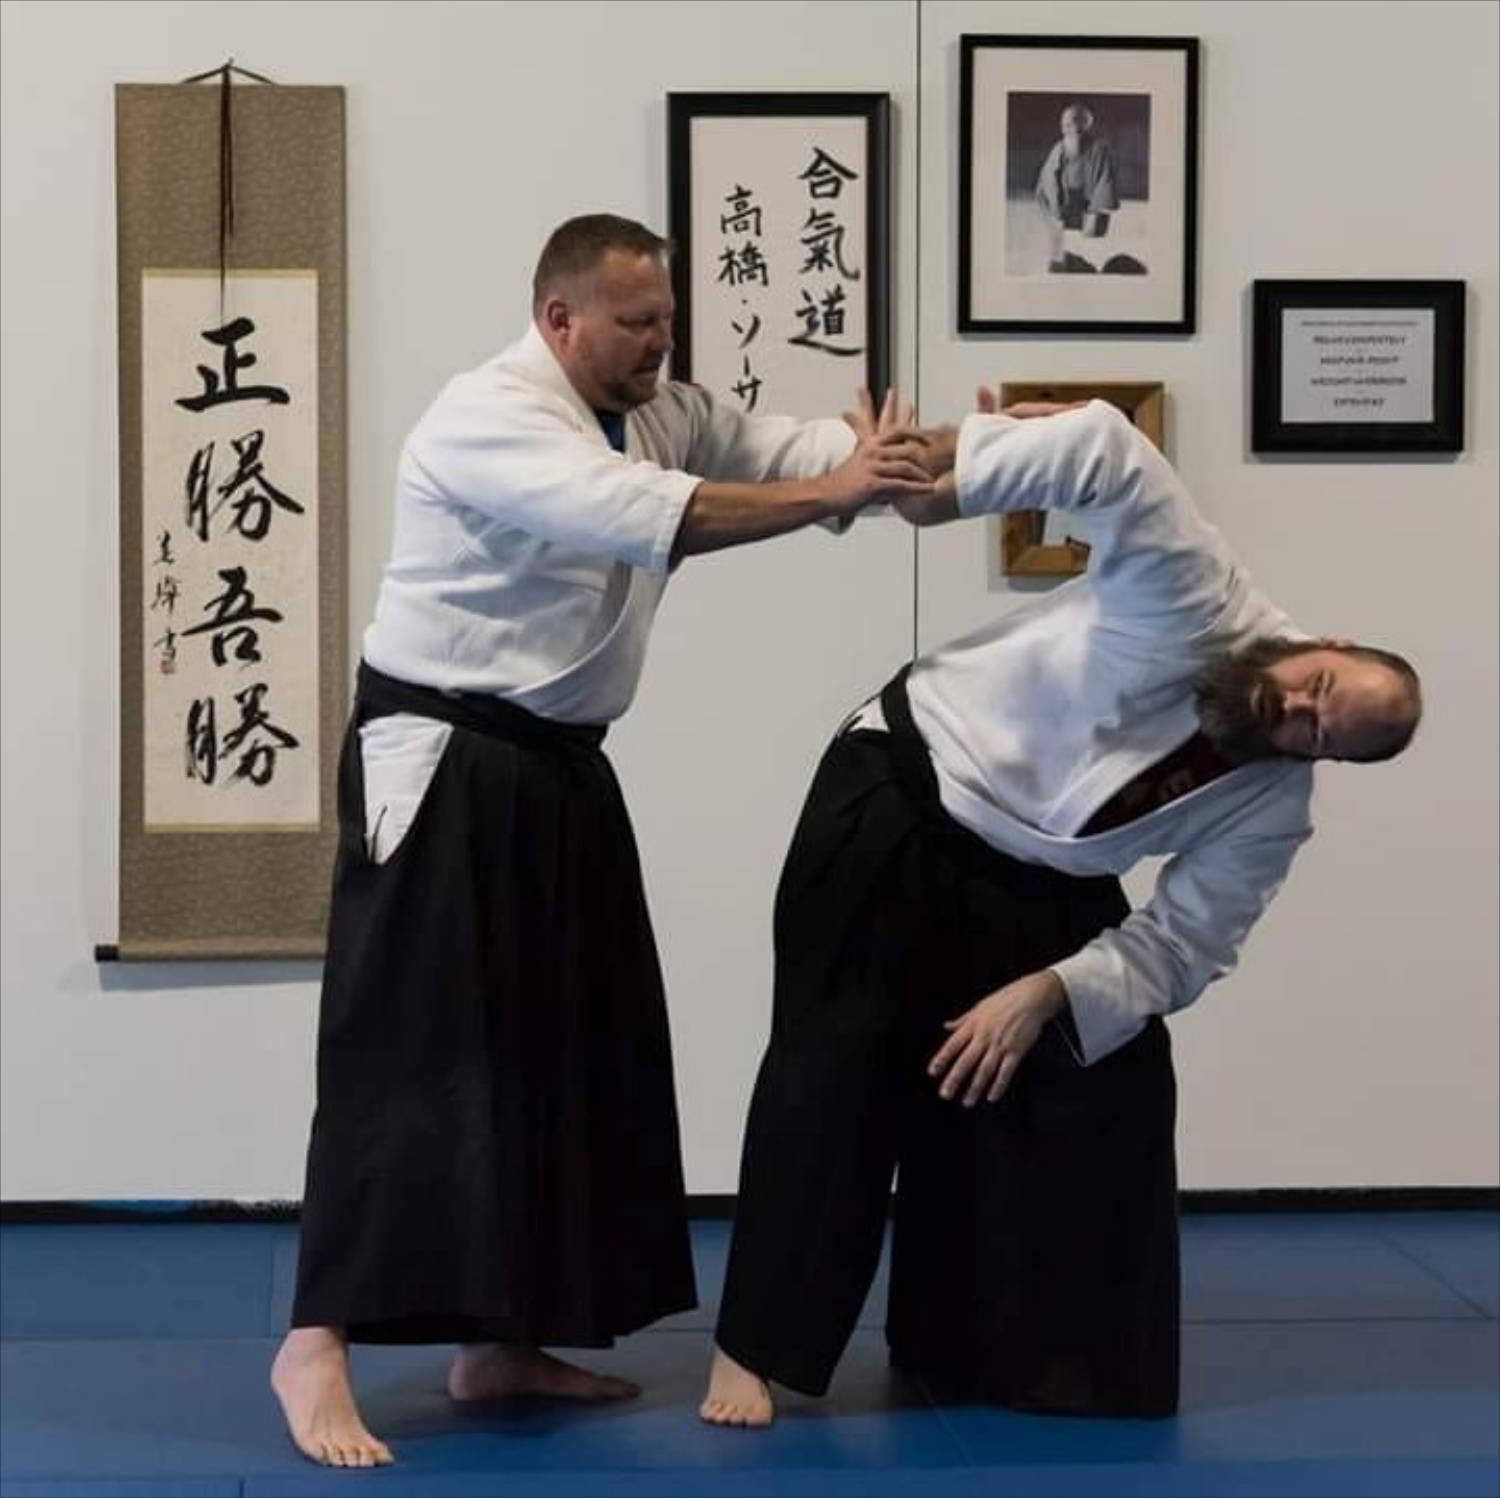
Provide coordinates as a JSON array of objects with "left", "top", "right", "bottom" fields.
[
  {"left": 915, "top": 0, "right": 1500, "bottom": 1188},
  {"left": 1, "top": 0, "right": 1494, "bottom": 1200}
]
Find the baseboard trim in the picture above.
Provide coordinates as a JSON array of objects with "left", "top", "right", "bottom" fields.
[{"left": 1, "top": 1186, "right": 1494, "bottom": 1225}]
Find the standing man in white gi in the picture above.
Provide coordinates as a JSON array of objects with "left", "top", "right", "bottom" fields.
[
  {"left": 701, "top": 394, "right": 1422, "bottom": 1426},
  {"left": 271, "top": 213, "right": 932, "bottom": 1467}
]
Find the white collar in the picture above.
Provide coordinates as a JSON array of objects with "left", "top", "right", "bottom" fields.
[{"left": 509, "top": 322, "right": 603, "bottom": 432}]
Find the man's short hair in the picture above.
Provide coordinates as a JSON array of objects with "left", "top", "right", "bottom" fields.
[
  {"left": 532, "top": 214, "right": 672, "bottom": 312},
  {"left": 1340, "top": 644, "right": 1423, "bottom": 761}
]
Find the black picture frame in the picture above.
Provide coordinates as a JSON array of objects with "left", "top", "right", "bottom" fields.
[
  {"left": 1251, "top": 280, "right": 1466, "bottom": 453},
  {"left": 667, "top": 92, "right": 890, "bottom": 419},
  {"left": 959, "top": 34, "right": 1199, "bottom": 335}
]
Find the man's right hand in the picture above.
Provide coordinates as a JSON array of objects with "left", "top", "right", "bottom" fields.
[
  {"left": 824, "top": 431, "right": 935, "bottom": 518},
  {"left": 886, "top": 390, "right": 1084, "bottom": 528}
]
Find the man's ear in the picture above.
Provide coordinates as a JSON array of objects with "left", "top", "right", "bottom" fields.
[{"left": 541, "top": 296, "right": 571, "bottom": 338}]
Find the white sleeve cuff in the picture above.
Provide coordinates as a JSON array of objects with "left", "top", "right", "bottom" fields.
[
  {"left": 648, "top": 469, "right": 705, "bottom": 576},
  {"left": 1049, "top": 948, "right": 1150, "bottom": 1066},
  {"left": 954, "top": 414, "right": 1021, "bottom": 518}
]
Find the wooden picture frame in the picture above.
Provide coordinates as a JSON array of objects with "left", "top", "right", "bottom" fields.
[{"left": 996, "top": 381, "right": 1164, "bottom": 577}]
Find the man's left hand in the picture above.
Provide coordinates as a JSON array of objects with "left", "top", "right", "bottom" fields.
[
  {"left": 845, "top": 389, "right": 957, "bottom": 477},
  {"left": 843, "top": 387, "right": 916, "bottom": 441},
  {"left": 927, "top": 969, "right": 1067, "bottom": 1106}
]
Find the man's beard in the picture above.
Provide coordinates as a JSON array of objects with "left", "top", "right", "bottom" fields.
[
  {"left": 1194, "top": 639, "right": 1310, "bottom": 764},
  {"left": 601, "top": 366, "right": 661, "bottom": 411}
]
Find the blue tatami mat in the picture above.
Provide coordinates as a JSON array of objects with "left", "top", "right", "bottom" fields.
[
  {"left": 1179, "top": 1215, "right": 1486, "bottom": 1322},
  {"left": 2, "top": 1214, "right": 1497, "bottom": 1497},
  {"left": 10, "top": 1463, "right": 1497, "bottom": 1498},
  {"left": 936, "top": 1321, "right": 1500, "bottom": 1465},
  {"left": 0, "top": 1224, "right": 282, "bottom": 1340},
  {"left": 1367, "top": 1212, "right": 1500, "bottom": 1315},
  {"left": 1, "top": 1481, "right": 239, "bottom": 1498},
  {"left": 0, "top": 1331, "right": 959, "bottom": 1482},
  {"left": 240, "top": 1458, "right": 1500, "bottom": 1496}
]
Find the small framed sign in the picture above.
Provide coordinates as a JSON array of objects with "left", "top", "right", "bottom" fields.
[{"left": 1251, "top": 280, "right": 1465, "bottom": 453}]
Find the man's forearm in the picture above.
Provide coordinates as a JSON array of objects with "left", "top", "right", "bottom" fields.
[{"left": 670, "top": 478, "right": 837, "bottom": 562}]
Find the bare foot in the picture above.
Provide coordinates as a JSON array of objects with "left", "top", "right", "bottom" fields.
[
  {"left": 271, "top": 1326, "right": 394, "bottom": 1467},
  {"left": 447, "top": 1343, "right": 641, "bottom": 1403},
  {"left": 699, "top": 1345, "right": 774, "bottom": 1427}
]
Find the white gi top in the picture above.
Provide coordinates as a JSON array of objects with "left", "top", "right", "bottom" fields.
[
  {"left": 364, "top": 323, "right": 856, "bottom": 724},
  {"left": 906, "top": 401, "right": 1316, "bottom": 1066}
]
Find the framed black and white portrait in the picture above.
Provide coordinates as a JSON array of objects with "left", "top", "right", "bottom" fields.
[
  {"left": 959, "top": 35, "right": 1199, "bottom": 334},
  {"left": 667, "top": 92, "right": 890, "bottom": 421}
]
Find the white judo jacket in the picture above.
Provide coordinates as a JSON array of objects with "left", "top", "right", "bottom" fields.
[
  {"left": 364, "top": 323, "right": 855, "bottom": 724},
  {"left": 907, "top": 400, "right": 1317, "bottom": 1065}
]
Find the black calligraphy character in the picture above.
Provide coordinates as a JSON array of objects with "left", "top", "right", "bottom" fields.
[
  {"left": 731, "top": 301, "right": 762, "bottom": 349},
  {"left": 788, "top": 286, "right": 862, "bottom": 357},
  {"left": 154, "top": 627, "right": 179, "bottom": 675},
  {"left": 155, "top": 529, "right": 176, "bottom": 566},
  {"left": 180, "top": 566, "right": 285, "bottom": 667},
  {"left": 719, "top": 185, "right": 763, "bottom": 238},
  {"left": 175, "top": 317, "right": 291, "bottom": 413},
  {"left": 798, "top": 146, "right": 858, "bottom": 200},
  {"left": 185, "top": 441, "right": 216, "bottom": 542},
  {"left": 151, "top": 575, "right": 181, "bottom": 615},
  {"left": 221, "top": 431, "right": 305, "bottom": 541},
  {"left": 730, "top": 356, "right": 763, "bottom": 413},
  {"left": 799, "top": 208, "right": 861, "bottom": 280},
  {"left": 185, "top": 696, "right": 217, "bottom": 783},
  {"left": 819, "top": 284, "right": 849, "bottom": 337},
  {"left": 717, "top": 242, "right": 770, "bottom": 289},
  {"left": 221, "top": 682, "right": 300, "bottom": 787}
]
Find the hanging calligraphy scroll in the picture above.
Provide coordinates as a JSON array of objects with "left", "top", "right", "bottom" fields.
[
  {"left": 667, "top": 93, "right": 890, "bottom": 421},
  {"left": 110, "top": 78, "right": 346, "bottom": 959}
]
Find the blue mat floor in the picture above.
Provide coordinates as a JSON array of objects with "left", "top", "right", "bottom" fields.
[{"left": 1, "top": 1213, "right": 1496, "bottom": 1497}]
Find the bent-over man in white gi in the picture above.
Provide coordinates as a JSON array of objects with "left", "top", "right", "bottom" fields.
[{"left": 702, "top": 395, "right": 1422, "bottom": 1426}]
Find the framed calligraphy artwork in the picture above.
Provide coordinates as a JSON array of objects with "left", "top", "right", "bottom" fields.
[
  {"left": 111, "top": 79, "right": 346, "bottom": 960},
  {"left": 667, "top": 92, "right": 890, "bottom": 420}
]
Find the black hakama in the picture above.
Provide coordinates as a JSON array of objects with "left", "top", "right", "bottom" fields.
[
  {"left": 715, "top": 668, "right": 1180, "bottom": 1416},
  {"left": 291, "top": 664, "right": 697, "bottom": 1346}
]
